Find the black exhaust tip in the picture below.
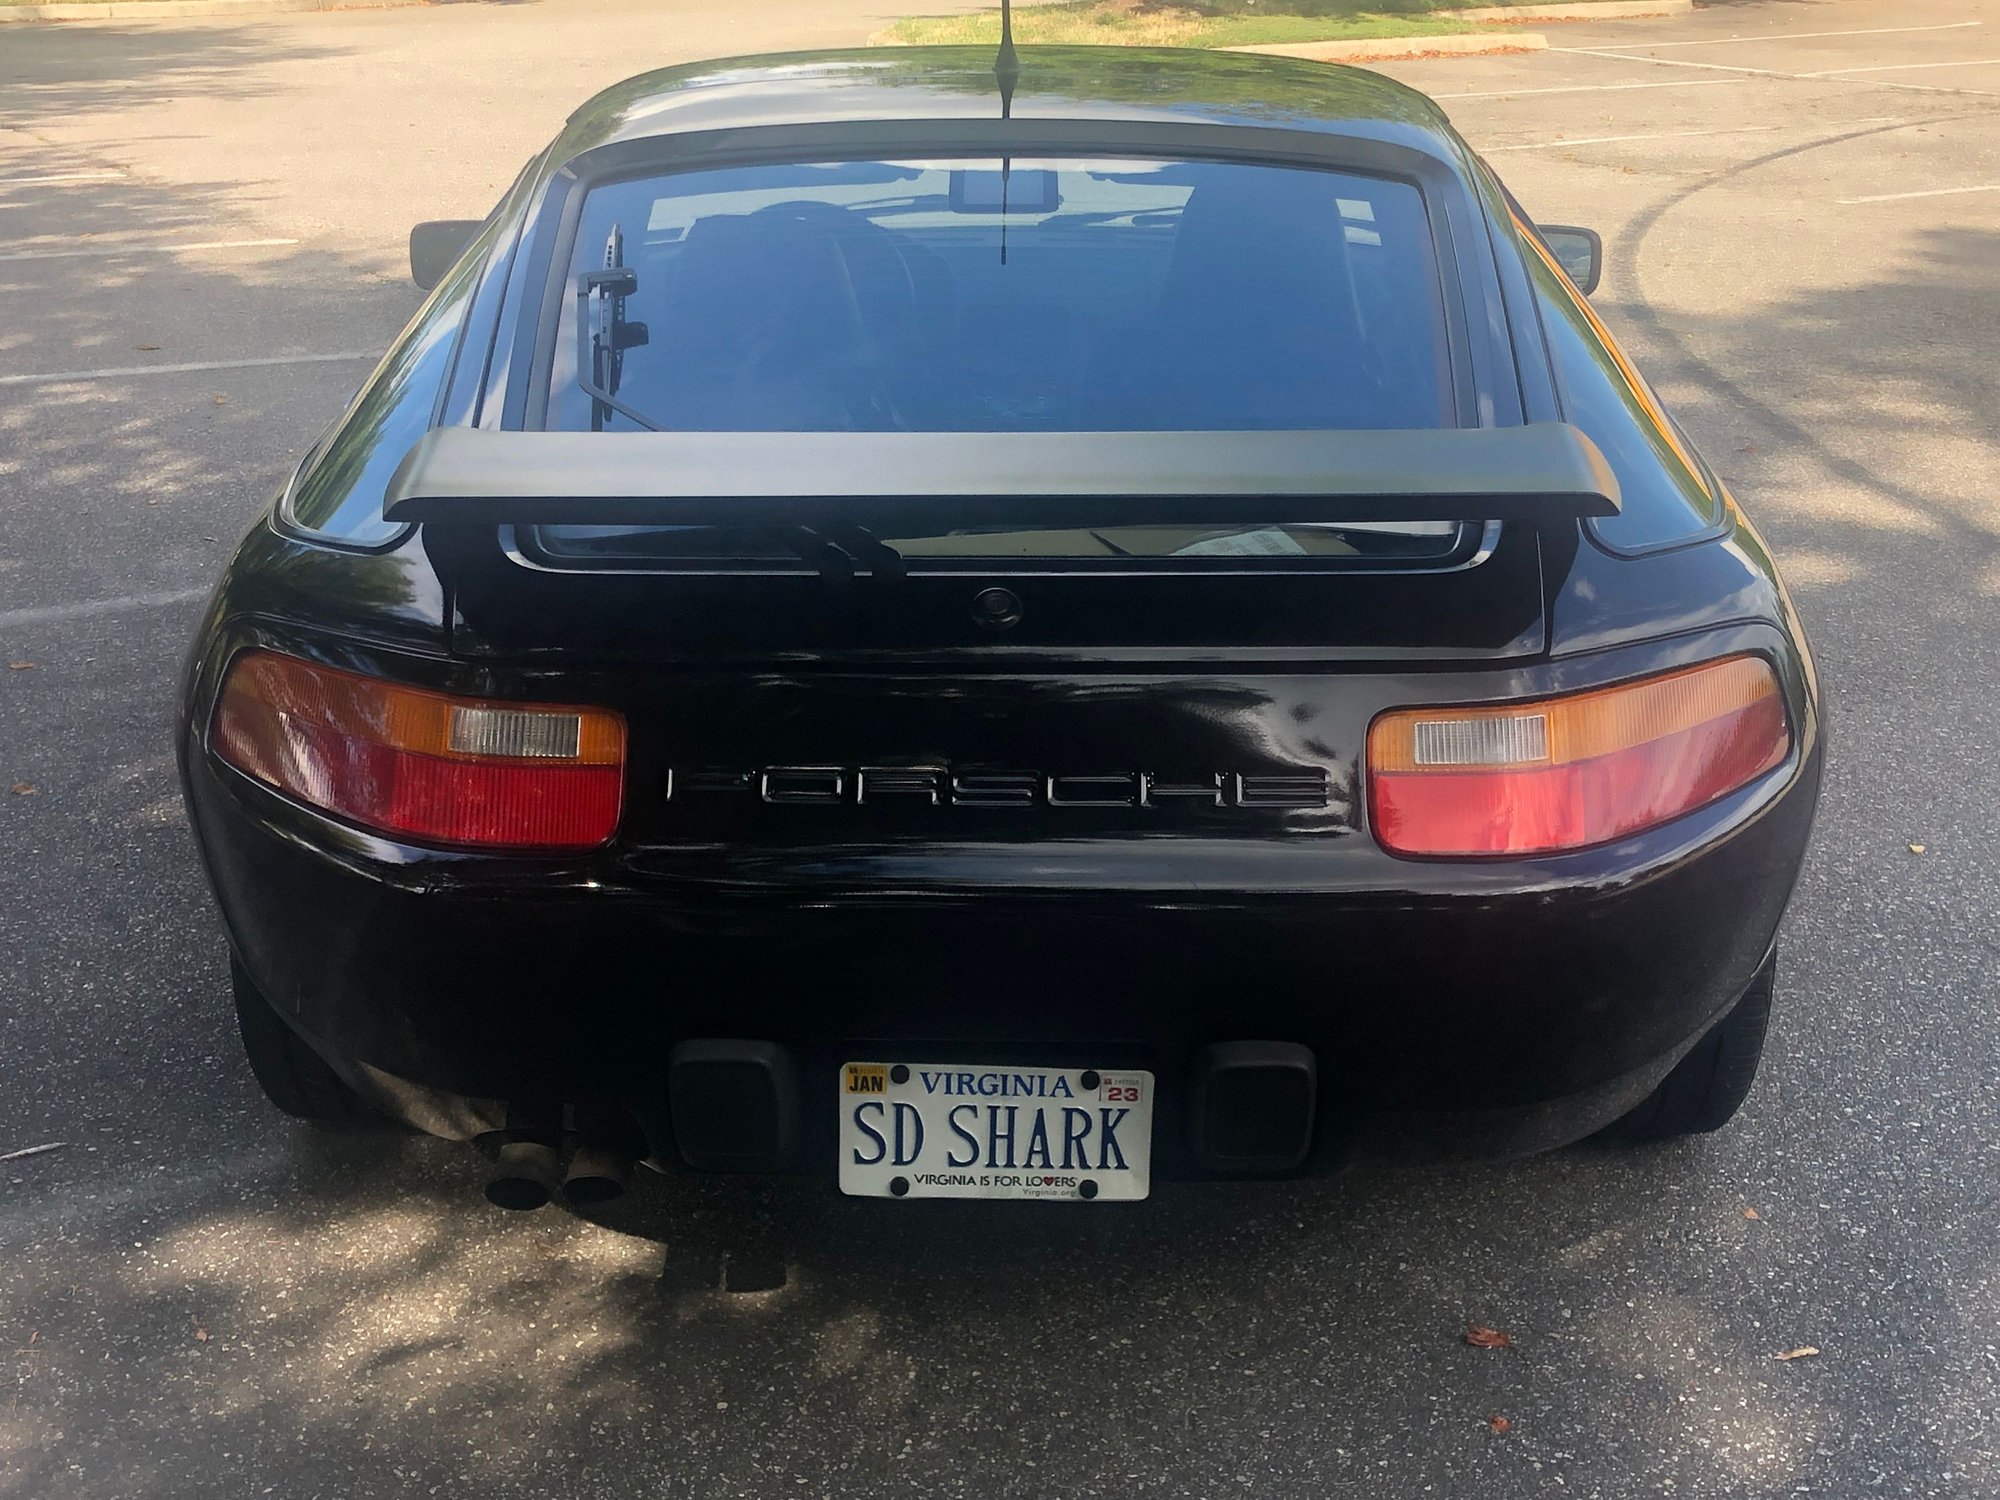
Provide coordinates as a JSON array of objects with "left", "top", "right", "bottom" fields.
[
  {"left": 560, "top": 1141, "right": 631, "bottom": 1207},
  {"left": 484, "top": 1138, "right": 563, "bottom": 1211}
]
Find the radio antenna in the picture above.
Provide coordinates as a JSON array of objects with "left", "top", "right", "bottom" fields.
[
  {"left": 995, "top": 0, "right": 1018, "bottom": 264},
  {"left": 994, "top": 0, "right": 1019, "bottom": 114}
]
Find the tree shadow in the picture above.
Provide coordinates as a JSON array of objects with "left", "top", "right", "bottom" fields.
[
  {"left": 0, "top": 29, "right": 1996, "bottom": 1500},
  {"left": 6, "top": 1111, "right": 1994, "bottom": 1497},
  {"left": 0, "top": 22, "right": 335, "bottom": 132},
  {"left": 1616, "top": 217, "right": 2000, "bottom": 679}
]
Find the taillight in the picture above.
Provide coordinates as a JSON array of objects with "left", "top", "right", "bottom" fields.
[
  {"left": 1367, "top": 655, "right": 1789, "bottom": 858},
  {"left": 211, "top": 651, "right": 624, "bottom": 851}
]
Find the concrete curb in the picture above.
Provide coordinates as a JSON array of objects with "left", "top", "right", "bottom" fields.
[
  {"left": 1452, "top": 0, "right": 1691, "bottom": 19},
  {"left": 1225, "top": 32, "right": 1548, "bottom": 63},
  {"left": 1, "top": 0, "right": 425, "bottom": 22}
]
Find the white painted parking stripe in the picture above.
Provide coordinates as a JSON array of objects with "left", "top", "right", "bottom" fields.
[
  {"left": 0, "top": 236, "right": 296, "bottom": 263},
  {"left": 1838, "top": 183, "right": 2000, "bottom": 205},
  {"left": 0, "top": 351, "right": 375, "bottom": 387},
  {"left": 1551, "top": 49, "right": 1791, "bottom": 78},
  {"left": 0, "top": 588, "right": 207, "bottom": 630},
  {"left": 0, "top": 170, "right": 127, "bottom": 187},
  {"left": 1612, "top": 21, "right": 1981, "bottom": 50},
  {"left": 1430, "top": 77, "right": 1744, "bottom": 101},
  {"left": 1484, "top": 125, "right": 1783, "bottom": 152},
  {"left": 1851, "top": 78, "right": 2000, "bottom": 98},
  {"left": 1810, "top": 58, "right": 2000, "bottom": 77},
  {"left": 1482, "top": 116, "right": 1911, "bottom": 153},
  {"left": 1558, "top": 47, "right": 2000, "bottom": 98}
]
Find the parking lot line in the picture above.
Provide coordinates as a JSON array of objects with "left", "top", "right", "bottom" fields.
[
  {"left": 0, "top": 170, "right": 127, "bottom": 187},
  {"left": 1483, "top": 115, "right": 1915, "bottom": 153},
  {"left": 0, "top": 351, "right": 378, "bottom": 387},
  {"left": 1838, "top": 182, "right": 2000, "bottom": 205},
  {"left": 1430, "top": 76, "right": 1744, "bottom": 101},
  {"left": 0, "top": 236, "right": 297, "bottom": 263},
  {"left": 1615, "top": 21, "right": 1981, "bottom": 50},
  {"left": 1550, "top": 49, "right": 1791, "bottom": 78},
  {"left": 1484, "top": 125, "right": 1783, "bottom": 152},
  {"left": 1810, "top": 58, "right": 2000, "bottom": 77},
  {"left": 0, "top": 587, "right": 208, "bottom": 630},
  {"left": 1557, "top": 47, "right": 2000, "bottom": 99},
  {"left": 1845, "top": 77, "right": 2000, "bottom": 98}
]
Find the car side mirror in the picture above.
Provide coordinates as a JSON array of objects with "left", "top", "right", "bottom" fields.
[
  {"left": 409, "top": 220, "right": 481, "bottom": 291},
  {"left": 1540, "top": 225, "right": 1603, "bottom": 295}
]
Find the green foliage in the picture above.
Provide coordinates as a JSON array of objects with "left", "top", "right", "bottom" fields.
[{"left": 881, "top": 0, "right": 1583, "bottom": 49}]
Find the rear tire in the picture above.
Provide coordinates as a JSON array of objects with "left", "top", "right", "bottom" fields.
[
  {"left": 230, "top": 957, "right": 367, "bottom": 1124},
  {"left": 1607, "top": 952, "right": 1775, "bottom": 1144}
]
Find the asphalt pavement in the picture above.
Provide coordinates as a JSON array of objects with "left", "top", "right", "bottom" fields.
[{"left": 1, "top": 0, "right": 1997, "bottom": 1495}]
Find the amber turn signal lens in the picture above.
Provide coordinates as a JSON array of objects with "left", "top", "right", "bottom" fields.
[
  {"left": 211, "top": 650, "right": 625, "bottom": 850},
  {"left": 1367, "top": 655, "right": 1789, "bottom": 857}
]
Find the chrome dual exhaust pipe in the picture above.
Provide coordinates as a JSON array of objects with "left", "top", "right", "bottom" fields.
[
  {"left": 560, "top": 1141, "right": 630, "bottom": 1205},
  {"left": 482, "top": 1106, "right": 634, "bottom": 1211},
  {"left": 484, "top": 1138, "right": 564, "bottom": 1211}
]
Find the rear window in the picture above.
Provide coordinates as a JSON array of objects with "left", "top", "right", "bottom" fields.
[
  {"left": 538, "top": 155, "right": 1462, "bottom": 564},
  {"left": 549, "top": 156, "right": 1452, "bottom": 433}
]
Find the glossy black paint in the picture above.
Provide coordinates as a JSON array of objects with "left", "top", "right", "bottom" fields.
[{"left": 176, "top": 48, "right": 1824, "bottom": 1177}]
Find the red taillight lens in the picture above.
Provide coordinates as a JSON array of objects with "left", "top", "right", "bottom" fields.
[
  {"left": 211, "top": 651, "right": 625, "bottom": 851},
  {"left": 1367, "top": 655, "right": 1789, "bottom": 858}
]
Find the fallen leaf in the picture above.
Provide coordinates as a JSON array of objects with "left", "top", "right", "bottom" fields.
[
  {"left": 194, "top": 1327, "right": 209, "bottom": 1343},
  {"left": 9, "top": 783, "right": 35, "bottom": 796},
  {"left": 1908, "top": 843, "right": 1925, "bottom": 854},
  {"left": 1464, "top": 1324, "right": 1513, "bottom": 1350},
  {"left": 1742, "top": 1207, "right": 1761, "bottom": 1220},
  {"left": 1773, "top": 1346, "right": 1820, "bottom": 1362},
  {"left": 1487, "top": 1415, "right": 1513, "bottom": 1434},
  {"left": 7, "top": 662, "right": 32, "bottom": 670},
  {"left": 136, "top": 344, "right": 161, "bottom": 351},
  {"left": 211, "top": 395, "right": 228, "bottom": 406}
]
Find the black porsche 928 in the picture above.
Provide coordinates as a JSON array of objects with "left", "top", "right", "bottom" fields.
[{"left": 176, "top": 45, "right": 1822, "bottom": 1210}]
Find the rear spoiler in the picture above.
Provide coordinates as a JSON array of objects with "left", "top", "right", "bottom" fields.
[{"left": 383, "top": 424, "right": 1619, "bottom": 530}]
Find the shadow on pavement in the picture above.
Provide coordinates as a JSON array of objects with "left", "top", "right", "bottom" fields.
[
  {"left": 0, "top": 23, "right": 332, "bottom": 133},
  {"left": 0, "top": 38, "right": 1995, "bottom": 1500}
]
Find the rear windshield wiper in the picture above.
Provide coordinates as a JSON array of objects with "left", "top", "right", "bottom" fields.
[
  {"left": 575, "top": 224, "right": 660, "bottom": 432},
  {"left": 784, "top": 525, "right": 907, "bottom": 586}
]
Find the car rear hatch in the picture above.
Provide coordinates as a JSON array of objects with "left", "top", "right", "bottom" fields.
[
  {"left": 391, "top": 424, "right": 1612, "bottom": 870},
  {"left": 390, "top": 143, "right": 1613, "bottom": 875}
]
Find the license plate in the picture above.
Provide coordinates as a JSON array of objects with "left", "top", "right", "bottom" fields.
[{"left": 837, "top": 1061, "right": 1154, "bottom": 1201}]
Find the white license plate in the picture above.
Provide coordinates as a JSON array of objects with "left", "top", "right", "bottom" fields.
[{"left": 837, "top": 1061, "right": 1154, "bottom": 1201}]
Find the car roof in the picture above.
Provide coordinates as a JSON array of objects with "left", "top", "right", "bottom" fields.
[{"left": 549, "top": 46, "right": 1471, "bottom": 165}]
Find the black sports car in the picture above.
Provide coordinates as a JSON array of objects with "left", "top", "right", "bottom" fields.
[{"left": 176, "top": 44, "right": 1823, "bottom": 1210}]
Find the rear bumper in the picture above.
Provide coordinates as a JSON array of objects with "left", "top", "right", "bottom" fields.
[{"left": 182, "top": 704, "right": 1821, "bottom": 1174}]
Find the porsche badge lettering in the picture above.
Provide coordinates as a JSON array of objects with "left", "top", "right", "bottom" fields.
[{"left": 664, "top": 768, "right": 1330, "bottom": 810}]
